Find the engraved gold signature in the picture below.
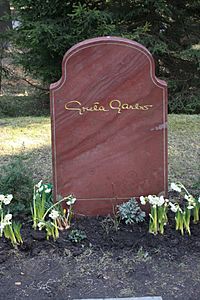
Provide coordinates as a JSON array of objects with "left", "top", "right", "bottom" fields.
[{"left": 64, "top": 100, "right": 153, "bottom": 115}]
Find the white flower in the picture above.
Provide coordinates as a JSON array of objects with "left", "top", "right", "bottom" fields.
[
  {"left": 187, "top": 205, "right": 194, "bottom": 210},
  {"left": 178, "top": 207, "right": 183, "bottom": 213},
  {"left": 170, "top": 183, "right": 181, "bottom": 193},
  {"left": 36, "top": 180, "right": 43, "bottom": 188},
  {"left": 147, "top": 195, "right": 163, "bottom": 206},
  {"left": 45, "top": 188, "right": 51, "bottom": 194},
  {"left": 157, "top": 196, "right": 165, "bottom": 206},
  {"left": 4, "top": 213, "right": 12, "bottom": 225},
  {"left": 38, "top": 186, "right": 44, "bottom": 193},
  {"left": 3, "top": 194, "right": 13, "bottom": 205},
  {"left": 49, "top": 209, "right": 59, "bottom": 220},
  {"left": 185, "top": 194, "right": 194, "bottom": 202},
  {"left": 169, "top": 202, "right": 178, "bottom": 213},
  {"left": 37, "top": 221, "right": 45, "bottom": 230},
  {"left": 0, "top": 195, "right": 5, "bottom": 202},
  {"left": 198, "top": 196, "right": 200, "bottom": 203},
  {"left": 0, "top": 223, "right": 5, "bottom": 232},
  {"left": 147, "top": 195, "right": 156, "bottom": 204},
  {"left": 66, "top": 196, "right": 76, "bottom": 206},
  {"left": 140, "top": 196, "right": 146, "bottom": 205}
]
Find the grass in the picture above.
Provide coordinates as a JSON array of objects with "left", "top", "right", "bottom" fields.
[
  {"left": 0, "top": 114, "right": 199, "bottom": 190},
  {"left": 0, "top": 117, "right": 51, "bottom": 156},
  {"left": 168, "top": 114, "right": 200, "bottom": 190},
  {"left": 0, "top": 117, "right": 52, "bottom": 182}
]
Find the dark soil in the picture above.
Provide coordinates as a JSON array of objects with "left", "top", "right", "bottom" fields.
[{"left": 0, "top": 214, "right": 200, "bottom": 300}]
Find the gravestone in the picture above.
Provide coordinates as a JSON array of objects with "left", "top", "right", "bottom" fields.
[{"left": 50, "top": 36, "right": 168, "bottom": 216}]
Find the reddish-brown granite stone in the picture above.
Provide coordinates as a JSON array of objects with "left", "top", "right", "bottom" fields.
[{"left": 50, "top": 36, "right": 168, "bottom": 216}]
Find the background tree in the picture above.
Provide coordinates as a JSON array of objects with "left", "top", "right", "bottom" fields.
[
  {"left": 0, "top": 0, "right": 12, "bottom": 93},
  {"left": 10, "top": 0, "right": 200, "bottom": 113}
]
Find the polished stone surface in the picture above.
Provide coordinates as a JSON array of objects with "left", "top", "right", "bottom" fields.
[{"left": 50, "top": 36, "right": 168, "bottom": 216}]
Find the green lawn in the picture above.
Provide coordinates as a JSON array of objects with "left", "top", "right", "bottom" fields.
[
  {"left": 168, "top": 114, "right": 200, "bottom": 190},
  {"left": 0, "top": 115, "right": 199, "bottom": 190}
]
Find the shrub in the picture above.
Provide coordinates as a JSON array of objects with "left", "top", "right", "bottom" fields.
[
  {"left": 69, "top": 229, "right": 87, "bottom": 243},
  {"left": 118, "top": 198, "right": 145, "bottom": 224},
  {"left": 0, "top": 157, "right": 33, "bottom": 217},
  {"left": 0, "top": 94, "right": 50, "bottom": 117}
]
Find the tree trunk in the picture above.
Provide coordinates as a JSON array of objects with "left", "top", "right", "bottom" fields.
[{"left": 0, "top": 0, "right": 12, "bottom": 94}]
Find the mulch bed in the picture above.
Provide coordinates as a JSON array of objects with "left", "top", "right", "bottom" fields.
[{"left": 0, "top": 213, "right": 200, "bottom": 300}]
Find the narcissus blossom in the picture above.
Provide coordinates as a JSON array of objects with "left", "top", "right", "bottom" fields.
[
  {"left": 170, "top": 183, "right": 181, "bottom": 193},
  {"left": 0, "top": 195, "right": 5, "bottom": 202},
  {"left": 49, "top": 209, "right": 59, "bottom": 220},
  {"left": 36, "top": 180, "right": 43, "bottom": 188},
  {"left": 4, "top": 213, "right": 12, "bottom": 224},
  {"left": 0, "top": 194, "right": 13, "bottom": 205},
  {"left": 3, "top": 194, "right": 13, "bottom": 205},
  {"left": 147, "top": 195, "right": 166, "bottom": 207},
  {"left": 187, "top": 205, "right": 194, "bottom": 210},
  {"left": 140, "top": 196, "right": 146, "bottom": 205},
  {"left": 66, "top": 196, "right": 76, "bottom": 206},
  {"left": 37, "top": 221, "right": 45, "bottom": 230},
  {"left": 169, "top": 202, "right": 178, "bottom": 213}
]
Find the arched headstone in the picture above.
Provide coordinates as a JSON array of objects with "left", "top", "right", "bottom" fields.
[{"left": 50, "top": 36, "right": 168, "bottom": 216}]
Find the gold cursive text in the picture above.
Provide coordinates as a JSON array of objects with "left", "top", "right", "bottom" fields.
[
  {"left": 65, "top": 101, "right": 109, "bottom": 115},
  {"left": 64, "top": 100, "right": 153, "bottom": 115}
]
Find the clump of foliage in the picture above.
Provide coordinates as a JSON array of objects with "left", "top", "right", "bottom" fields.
[
  {"left": 140, "top": 195, "right": 168, "bottom": 235},
  {"left": 0, "top": 157, "right": 33, "bottom": 217},
  {"left": 8, "top": 0, "right": 200, "bottom": 114},
  {"left": 32, "top": 180, "right": 76, "bottom": 241},
  {"left": 169, "top": 183, "right": 198, "bottom": 236},
  {"left": 118, "top": 198, "right": 146, "bottom": 224},
  {"left": 0, "top": 194, "right": 23, "bottom": 248},
  {"left": 100, "top": 213, "right": 120, "bottom": 234},
  {"left": 140, "top": 182, "right": 200, "bottom": 236},
  {"left": 68, "top": 229, "right": 87, "bottom": 243}
]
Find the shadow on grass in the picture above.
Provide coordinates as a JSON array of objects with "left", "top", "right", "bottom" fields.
[
  {"left": 0, "top": 145, "right": 52, "bottom": 183},
  {"left": 0, "top": 95, "right": 50, "bottom": 118}
]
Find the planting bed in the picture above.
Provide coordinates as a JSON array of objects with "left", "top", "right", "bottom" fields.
[{"left": 0, "top": 210, "right": 200, "bottom": 300}]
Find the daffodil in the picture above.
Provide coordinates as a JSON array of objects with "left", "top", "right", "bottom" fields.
[
  {"left": 49, "top": 209, "right": 59, "bottom": 220},
  {"left": 4, "top": 213, "right": 12, "bottom": 224},
  {"left": 66, "top": 196, "right": 76, "bottom": 206},
  {"left": 38, "top": 186, "right": 44, "bottom": 193},
  {"left": 140, "top": 196, "right": 146, "bottom": 205},
  {"left": 147, "top": 195, "right": 157, "bottom": 205},
  {"left": 0, "top": 223, "right": 5, "bottom": 232},
  {"left": 37, "top": 221, "right": 45, "bottom": 231},
  {"left": 0, "top": 195, "right": 5, "bottom": 202},
  {"left": 36, "top": 180, "right": 43, "bottom": 189},
  {"left": 3, "top": 194, "right": 13, "bottom": 205},
  {"left": 141, "top": 194, "right": 168, "bottom": 234},
  {"left": 169, "top": 202, "right": 178, "bottom": 213},
  {"left": 170, "top": 183, "right": 181, "bottom": 193},
  {"left": 187, "top": 205, "right": 194, "bottom": 210},
  {"left": 158, "top": 196, "right": 165, "bottom": 207}
]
